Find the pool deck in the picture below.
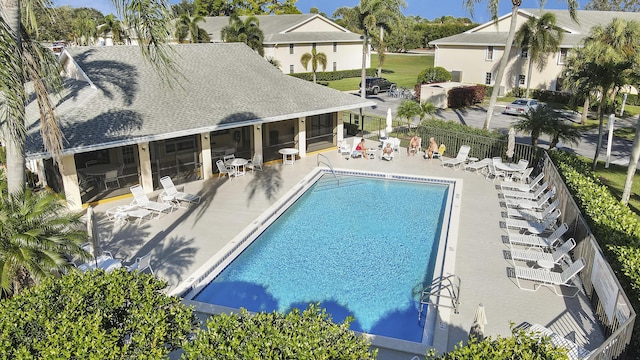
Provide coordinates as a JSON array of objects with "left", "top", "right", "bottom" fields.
[{"left": 93, "top": 142, "right": 605, "bottom": 359}]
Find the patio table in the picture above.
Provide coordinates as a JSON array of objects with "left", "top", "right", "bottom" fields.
[
  {"left": 495, "top": 162, "right": 526, "bottom": 180},
  {"left": 279, "top": 148, "right": 299, "bottom": 165},
  {"left": 225, "top": 158, "right": 249, "bottom": 176}
]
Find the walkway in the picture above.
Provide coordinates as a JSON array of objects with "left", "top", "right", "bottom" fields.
[{"left": 93, "top": 143, "right": 604, "bottom": 359}]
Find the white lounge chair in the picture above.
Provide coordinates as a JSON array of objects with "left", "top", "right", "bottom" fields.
[
  {"left": 337, "top": 141, "right": 351, "bottom": 155},
  {"left": 526, "top": 323, "right": 593, "bottom": 360},
  {"left": 505, "top": 209, "right": 561, "bottom": 234},
  {"left": 431, "top": 144, "right": 446, "bottom": 160},
  {"left": 510, "top": 237, "right": 576, "bottom": 264},
  {"left": 508, "top": 223, "right": 569, "bottom": 249},
  {"left": 505, "top": 186, "right": 556, "bottom": 209},
  {"left": 350, "top": 137, "right": 364, "bottom": 158},
  {"left": 247, "top": 153, "right": 263, "bottom": 173},
  {"left": 160, "top": 176, "right": 201, "bottom": 207},
  {"left": 126, "top": 253, "right": 154, "bottom": 275},
  {"left": 502, "top": 181, "right": 550, "bottom": 200},
  {"left": 515, "top": 257, "right": 585, "bottom": 297},
  {"left": 442, "top": 145, "right": 470, "bottom": 169},
  {"left": 216, "top": 159, "right": 237, "bottom": 180},
  {"left": 507, "top": 199, "right": 560, "bottom": 222},
  {"left": 381, "top": 147, "right": 395, "bottom": 161},
  {"left": 464, "top": 157, "right": 490, "bottom": 174},
  {"left": 129, "top": 185, "right": 173, "bottom": 216},
  {"left": 512, "top": 167, "right": 534, "bottom": 184},
  {"left": 500, "top": 172, "right": 544, "bottom": 192},
  {"left": 106, "top": 205, "right": 153, "bottom": 225}
]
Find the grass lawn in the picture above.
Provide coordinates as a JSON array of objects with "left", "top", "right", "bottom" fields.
[
  {"left": 326, "top": 53, "right": 434, "bottom": 91},
  {"left": 586, "top": 157, "right": 640, "bottom": 218}
]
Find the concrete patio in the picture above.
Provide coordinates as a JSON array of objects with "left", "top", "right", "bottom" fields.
[{"left": 92, "top": 140, "right": 605, "bottom": 359}]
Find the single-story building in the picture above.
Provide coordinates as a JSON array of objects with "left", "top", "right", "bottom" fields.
[
  {"left": 430, "top": 9, "right": 640, "bottom": 94},
  {"left": 194, "top": 14, "right": 368, "bottom": 74},
  {"left": 24, "top": 43, "right": 374, "bottom": 209}
]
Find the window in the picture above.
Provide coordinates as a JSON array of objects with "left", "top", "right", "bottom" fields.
[
  {"left": 333, "top": 62, "right": 337, "bottom": 71},
  {"left": 518, "top": 75, "right": 526, "bottom": 86},
  {"left": 289, "top": 44, "right": 294, "bottom": 54},
  {"left": 485, "top": 72, "right": 492, "bottom": 85},
  {"left": 122, "top": 145, "right": 135, "bottom": 165},
  {"left": 289, "top": 65, "right": 294, "bottom": 74},
  {"left": 333, "top": 42, "right": 337, "bottom": 52},
  {"left": 486, "top": 46, "right": 494, "bottom": 61},
  {"left": 558, "top": 48, "right": 568, "bottom": 64},
  {"left": 312, "top": 43, "right": 316, "bottom": 50},
  {"left": 520, "top": 47, "right": 528, "bottom": 59}
]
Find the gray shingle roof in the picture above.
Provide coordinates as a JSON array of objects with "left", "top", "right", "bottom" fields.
[
  {"left": 194, "top": 14, "right": 362, "bottom": 43},
  {"left": 24, "top": 43, "right": 374, "bottom": 158},
  {"left": 430, "top": 9, "right": 640, "bottom": 47}
]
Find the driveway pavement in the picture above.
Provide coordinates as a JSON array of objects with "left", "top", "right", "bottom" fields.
[{"left": 359, "top": 93, "right": 638, "bottom": 167}]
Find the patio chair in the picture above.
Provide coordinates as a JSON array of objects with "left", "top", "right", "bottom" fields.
[
  {"left": 216, "top": 159, "right": 237, "bottom": 180},
  {"left": 510, "top": 237, "right": 576, "bottom": 265},
  {"left": 508, "top": 223, "right": 569, "bottom": 249},
  {"left": 507, "top": 199, "right": 560, "bottom": 222},
  {"left": 337, "top": 140, "right": 351, "bottom": 156},
  {"left": 441, "top": 145, "right": 470, "bottom": 169},
  {"left": 511, "top": 167, "right": 534, "bottom": 184},
  {"left": 505, "top": 209, "right": 561, "bottom": 235},
  {"left": 514, "top": 257, "right": 585, "bottom": 297},
  {"left": 103, "top": 169, "right": 121, "bottom": 189},
  {"left": 502, "top": 181, "right": 550, "bottom": 200},
  {"left": 247, "top": 154, "right": 263, "bottom": 173},
  {"left": 126, "top": 253, "right": 154, "bottom": 275},
  {"left": 129, "top": 185, "right": 173, "bottom": 216},
  {"left": 381, "top": 147, "right": 395, "bottom": 161},
  {"left": 431, "top": 144, "right": 446, "bottom": 160},
  {"left": 505, "top": 186, "right": 555, "bottom": 209},
  {"left": 485, "top": 162, "right": 506, "bottom": 182},
  {"left": 464, "top": 158, "right": 491, "bottom": 174},
  {"left": 160, "top": 176, "right": 201, "bottom": 207},
  {"left": 350, "top": 137, "right": 364, "bottom": 158},
  {"left": 500, "top": 172, "right": 544, "bottom": 192},
  {"left": 223, "top": 154, "right": 235, "bottom": 162}
]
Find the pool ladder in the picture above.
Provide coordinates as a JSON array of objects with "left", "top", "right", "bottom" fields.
[
  {"left": 418, "top": 274, "right": 461, "bottom": 321},
  {"left": 317, "top": 153, "right": 339, "bottom": 185}
]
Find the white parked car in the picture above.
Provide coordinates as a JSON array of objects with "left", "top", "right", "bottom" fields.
[{"left": 503, "top": 98, "right": 542, "bottom": 116}]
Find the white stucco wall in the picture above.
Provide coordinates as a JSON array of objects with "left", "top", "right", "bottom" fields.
[{"left": 270, "top": 42, "right": 367, "bottom": 74}]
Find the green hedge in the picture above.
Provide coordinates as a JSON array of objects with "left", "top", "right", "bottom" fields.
[
  {"left": 549, "top": 151, "right": 640, "bottom": 358},
  {"left": 508, "top": 88, "right": 572, "bottom": 104},
  {"left": 290, "top": 68, "right": 377, "bottom": 82}
]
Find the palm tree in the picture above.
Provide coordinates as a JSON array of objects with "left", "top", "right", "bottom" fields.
[
  {"left": 100, "top": 14, "right": 127, "bottom": 45},
  {"left": 514, "top": 12, "right": 563, "bottom": 98},
  {"left": 300, "top": 48, "right": 327, "bottom": 83},
  {"left": 333, "top": 0, "right": 406, "bottom": 101},
  {"left": 175, "top": 13, "right": 210, "bottom": 43},
  {"left": 221, "top": 14, "right": 265, "bottom": 56},
  {"left": 512, "top": 104, "right": 555, "bottom": 148},
  {"left": 563, "top": 19, "right": 640, "bottom": 170},
  {"left": 0, "top": 182, "right": 87, "bottom": 298},
  {"left": 463, "top": 0, "right": 578, "bottom": 130},
  {"left": 0, "top": 0, "right": 175, "bottom": 195}
]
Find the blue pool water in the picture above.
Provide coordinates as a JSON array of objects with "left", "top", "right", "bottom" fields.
[{"left": 194, "top": 175, "right": 449, "bottom": 342}]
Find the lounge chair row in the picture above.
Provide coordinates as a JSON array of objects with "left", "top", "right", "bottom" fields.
[
  {"left": 106, "top": 178, "right": 201, "bottom": 226},
  {"left": 499, "top": 171, "right": 586, "bottom": 298}
]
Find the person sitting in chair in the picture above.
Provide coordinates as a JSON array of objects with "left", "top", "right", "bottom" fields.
[
  {"left": 426, "top": 137, "right": 439, "bottom": 159},
  {"left": 382, "top": 142, "right": 394, "bottom": 160},
  {"left": 353, "top": 138, "right": 368, "bottom": 159},
  {"left": 408, "top": 135, "right": 420, "bottom": 156}
]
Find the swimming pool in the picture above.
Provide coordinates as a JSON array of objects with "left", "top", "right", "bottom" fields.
[{"left": 180, "top": 168, "right": 461, "bottom": 353}]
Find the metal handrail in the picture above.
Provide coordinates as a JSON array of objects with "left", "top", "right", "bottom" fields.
[
  {"left": 418, "top": 274, "right": 461, "bottom": 321},
  {"left": 316, "top": 153, "right": 339, "bottom": 185}
]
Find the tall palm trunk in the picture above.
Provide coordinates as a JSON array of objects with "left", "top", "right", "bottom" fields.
[
  {"left": 2, "top": 0, "right": 26, "bottom": 195},
  {"left": 360, "top": 34, "right": 368, "bottom": 100},
  {"left": 483, "top": 5, "right": 519, "bottom": 130},
  {"left": 525, "top": 56, "right": 533, "bottom": 98},
  {"left": 377, "top": 26, "right": 384, "bottom": 77},
  {"left": 581, "top": 97, "right": 589, "bottom": 125},
  {"left": 622, "top": 113, "right": 640, "bottom": 204},
  {"left": 593, "top": 95, "right": 605, "bottom": 171}
]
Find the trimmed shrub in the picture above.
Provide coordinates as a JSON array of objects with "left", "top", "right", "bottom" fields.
[
  {"left": 448, "top": 85, "right": 486, "bottom": 108},
  {"left": 290, "top": 68, "right": 377, "bottom": 82},
  {"left": 417, "top": 66, "right": 452, "bottom": 84},
  {"left": 181, "top": 304, "right": 377, "bottom": 360}
]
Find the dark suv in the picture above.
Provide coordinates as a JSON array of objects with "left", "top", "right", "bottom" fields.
[{"left": 359, "top": 77, "right": 397, "bottom": 95}]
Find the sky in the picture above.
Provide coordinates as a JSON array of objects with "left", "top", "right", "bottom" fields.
[{"left": 54, "top": 0, "right": 588, "bottom": 24}]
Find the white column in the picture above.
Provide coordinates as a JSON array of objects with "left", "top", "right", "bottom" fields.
[
  {"left": 253, "top": 124, "right": 263, "bottom": 157},
  {"left": 297, "top": 117, "right": 306, "bottom": 157},
  {"left": 60, "top": 155, "right": 82, "bottom": 210},
  {"left": 336, "top": 111, "right": 344, "bottom": 143},
  {"left": 138, "top": 142, "right": 153, "bottom": 192},
  {"left": 200, "top": 133, "right": 212, "bottom": 179}
]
